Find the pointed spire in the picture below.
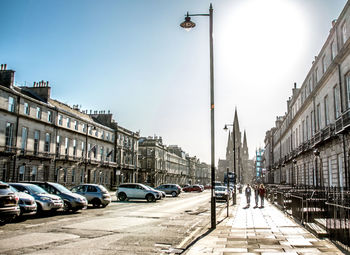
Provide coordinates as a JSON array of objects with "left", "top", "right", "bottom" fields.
[
  {"left": 226, "top": 131, "right": 231, "bottom": 157},
  {"left": 243, "top": 130, "right": 248, "bottom": 149}
]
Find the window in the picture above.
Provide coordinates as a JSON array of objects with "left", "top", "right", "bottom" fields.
[
  {"left": 47, "top": 110, "right": 53, "bottom": 123},
  {"left": 36, "top": 107, "right": 41, "bottom": 119},
  {"left": 328, "top": 158, "right": 333, "bottom": 187},
  {"left": 106, "top": 133, "right": 110, "bottom": 141},
  {"left": 302, "top": 120, "right": 305, "bottom": 142},
  {"left": 324, "top": 95, "right": 329, "bottom": 125},
  {"left": 101, "top": 131, "right": 105, "bottom": 139},
  {"left": 308, "top": 78, "right": 312, "bottom": 94},
  {"left": 81, "top": 141, "right": 85, "bottom": 157},
  {"left": 322, "top": 55, "right": 326, "bottom": 73},
  {"left": 311, "top": 111, "right": 315, "bottom": 135},
  {"left": 58, "top": 115, "right": 63, "bottom": 125},
  {"left": 24, "top": 102, "right": 30, "bottom": 115},
  {"left": 89, "top": 126, "right": 93, "bottom": 135},
  {"left": 315, "top": 68, "right": 319, "bottom": 83},
  {"left": 21, "top": 127, "right": 28, "bottom": 151},
  {"left": 19, "top": 165, "right": 25, "bottom": 181},
  {"left": 73, "top": 139, "right": 77, "bottom": 156},
  {"left": 72, "top": 169, "right": 76, "bottom": 183},
  {"left": 31, "top": 166, "right": 37, "bottom": 181},
  {"left": 100, "top": 146, "right": 104, "bottom": 160},
  {"left": 5, "top": 122, "right": 14, "bottom": 148},
  {"left": 82, "top": 124, "right": 86, "bottom": 133},
  {"left": 331, "top": 41, "right": 336, "bottom": 60},
  {"left": 342, "top": 22, "right": 347, "bottom": 44},
  {"left": 88, "top": 143, "right": 91, "bottom": 158},
  {"left": 34, "top": 130, "right": 40, "bottom": 154},
  {"left": 74, "top": 120, "right": 78, "bottom": 130},
  {"left": 346, "top": 73, "right": 350, "bottom": 108},
  {"left": 65, "top": 137, "right": 69, "bottom": 155},
  {"left": 338, "top": 154, "right": 344, "bottom": 187},
  {"left": 66, "top": 117, "right": 71, "bottom": 128},
  {"left": 95, "top": 129, "right": 98, "bottom": 137},
  {"left": 334, "top": 85, "right": 341, "bottom": 118},
  {"left": 106, "top": 148, "right": 110, "bottom": 161},
  {"left": 56, "top": 135, "right": 61, "bottom": 156},
  {"left": 8, "top": 96, "right": 15, "bottom": 112},
  {"left": 316, "top": 104, "right": 321, "bottom": 131},
  {"left": 44, "top": 133, "right": 51, "bottom": 152},
  {"left": 80, "top": 170, "right": 84, "bottom": 183},
  {"left": 93, "top": 170, "right": 97, "bottom": 183},
  {"left": 306, "top": 116, "right": 309, "bottom": 140}
]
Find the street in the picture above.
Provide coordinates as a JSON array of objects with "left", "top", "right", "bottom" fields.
[{"left": 0, "top": 191, "right": 227, "bottom": 255}]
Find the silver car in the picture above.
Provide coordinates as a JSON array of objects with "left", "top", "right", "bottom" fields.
[
  {"left": 9, "top": 186, "right": 37, "bottom": 216},
  {"left": 117, "top": 183, "right": 160, "bottom": 202},
  {"left": 9, "top": 183, "right": 63, "bottom": 213},
  {"left": 71, "top": 184, "right": 111, "bottom": 207}
]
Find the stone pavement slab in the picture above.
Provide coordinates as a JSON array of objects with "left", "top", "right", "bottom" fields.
[{"left": 185, "top": 192, "right": 344, "bottom": 254}]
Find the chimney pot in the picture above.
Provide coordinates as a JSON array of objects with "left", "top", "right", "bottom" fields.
[
  {"left": 4, "top": 64, "right": 7, "bottom": 70},
  {"left": 46, "top": 81, "right": 49, "bottom": 87},
  {"left": 1, "top": 64, "right": 3, "bottom": 70}
]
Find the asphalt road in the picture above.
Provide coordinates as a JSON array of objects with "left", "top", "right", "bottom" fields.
[{"left": 0, "top": 190, "right": 227, "bottom": 255}]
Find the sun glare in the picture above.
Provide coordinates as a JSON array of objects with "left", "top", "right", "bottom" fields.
[{"left": 218, "top": 0, "right": 309, "bottom": 82}]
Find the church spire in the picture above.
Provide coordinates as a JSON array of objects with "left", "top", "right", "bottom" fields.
[
  {"left": 233, "top": 107, "right": 240, "bottom": 133},
  {"left": 243, "top": 130, "right": 248, "bottom": 149}
]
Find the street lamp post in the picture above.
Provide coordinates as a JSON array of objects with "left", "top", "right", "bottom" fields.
[
  {"left": 224, "top": 123, "right": 237, "bottom": 205},
  {"left": 180, "top": 4, "right": 216, "bottom": 229}
]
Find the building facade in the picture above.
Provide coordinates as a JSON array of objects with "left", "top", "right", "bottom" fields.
[
  {"left": 263, "top": 1, "right": 350, "bottom": 188},
  {"left": 0, "top": 66, "right": 138, "bottom": 189},
  {"left": 138, "top": 136, "right": 210, "bottom": 187}
]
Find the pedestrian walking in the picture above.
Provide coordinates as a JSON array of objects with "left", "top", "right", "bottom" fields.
[
  {"left": 245, "top": 184, "right": 251, "bottom": 208},
  {"left": 254, "top": 185, "right": 259, "bottom": 208},
  {"left": 259, "top": 184, "right": 266, "bottom": 208}
]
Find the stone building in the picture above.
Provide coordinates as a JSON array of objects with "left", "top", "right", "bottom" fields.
[
  {"left": 218, "top": 109, "right": 253, "bottom": 184},
  {"left": 138, "top": 136, "right": 210, "bottom": 187},
  {"left": 263, "top": 1, "right": 350, "bottom": 188},
  {"left": 0, "top": 65, "right": 138, "bottom": 189}
]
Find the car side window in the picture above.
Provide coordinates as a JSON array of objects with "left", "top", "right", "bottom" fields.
[
  {"left": 87, "top": 186, "right": 97, "bottom": 192},
  {"left": 13, "top": 185, "right": 25, "bottom": 192}
]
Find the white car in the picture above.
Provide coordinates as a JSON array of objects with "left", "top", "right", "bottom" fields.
[
  {"left": 214, "top": 186, "right": 231, "bottom": 201},
  {"left": 116, "top": 183, "right": 160, "bottom": 202}
]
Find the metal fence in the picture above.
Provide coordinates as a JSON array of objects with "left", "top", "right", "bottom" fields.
[{"left": 266, "top": 185, "right": 350, "bottom": 248}]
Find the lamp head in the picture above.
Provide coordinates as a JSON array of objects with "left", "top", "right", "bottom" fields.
[
  {"left": 180, "top": 13, "right": 196, "bottom": 31},
  {"left": 223, "top": 124, "right": 228, "bottom": 131}
]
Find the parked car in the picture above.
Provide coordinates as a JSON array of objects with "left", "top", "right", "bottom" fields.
[
  {"left": 183, "top": 185, "right": 203, "bottom": 192},
  {"left": 26, "top": 182, "right": 87, "bottom": 212},
  {"left": 155, "top": 184, "right": 182, "bottom": 197},
  {"left": 198, "top": 185, "right": 204, "bottom": 191},
  {"left": 0, "top": 182, "right": 20, "bottom": 224},
  {"left": 9, "top": 183, "right": 63, "bottom": 213},
  {"left": 214, "top": 186, "right": 231, "bottom": 201},
  {"left": 143, "top": 185, "right": 165, "bottom": 199},
  {"left": 9, "top": 185, "right": 37, "bottom": 216},
  {"left": 213, "top": 181, "right": 222, "bottom": 187},
  {"left": 116, "top": 183, "right": 160, "bottom": 202},
  {"left": 71, "top": 184, "right": 111, "bottom": 207}
]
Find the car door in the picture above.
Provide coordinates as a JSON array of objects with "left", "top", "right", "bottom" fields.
[
  {"left": 85, "top": 185, "right": 98, "bottom": 202},
  {"left": 134, "top": 185, "right": 146, "bottom": 198}
]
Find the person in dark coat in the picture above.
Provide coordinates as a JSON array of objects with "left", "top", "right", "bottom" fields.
[
  {"left": 245, "top": 184, "right": 252, "bottom": 207},
  {"left": 259, "top": 184, "right": 266, "bottom": 208},
  {"left": 254, "top": 185, "right": 259, "bottom": 208}
]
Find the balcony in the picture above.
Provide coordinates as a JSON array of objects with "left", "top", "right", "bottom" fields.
[
  {"left": 19, "top": 149, "right": 54, "bottom": 160},
  {"left": 0, "top": 146, "right": 17, "bottom": 155},
  {"left": 342, "top": 109, "right": 350, "bottom": 129},
  {"left": 313, "top": 131, "right": 322, "bottom": 145},
  {"left": 335, "top": 117, "right": 343, "bottom": 133}
]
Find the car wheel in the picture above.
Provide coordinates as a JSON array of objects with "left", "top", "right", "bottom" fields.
[
  {"left": 92, "top": 198, "right": 101, "bottom": 208},
  {"left": 63, "top": 201, "right": 71, "bottom": 212},
  {"left": 146, "top": 194, "right": 155, "bottom": 202},
  {"left": 171, "top": 191, "right": 177, "bottom": 197},
  {"left": 36, "top": 203, "right": 43, "bottom": 215},
  {"left": 118, "top": 193, "right": 127, "bottom": 201}
]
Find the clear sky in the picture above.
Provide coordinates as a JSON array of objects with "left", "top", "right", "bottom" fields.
[{"left": 0, "top": 0, "right": 348, "bottom": 164}]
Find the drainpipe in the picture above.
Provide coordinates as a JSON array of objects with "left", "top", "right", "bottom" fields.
[{"left": 12, "top": 94, "right": 21, "bottom": 181}]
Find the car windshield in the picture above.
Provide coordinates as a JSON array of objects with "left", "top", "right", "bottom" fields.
[
  {"left": 28, "top": 185, "right": 48, "bottom": 194},
  {"left": 98, "top": 185, "right": 108, "bottom": 192},
  {"left": 50, "top": 183, "right": 72, "bottom": 194},
  {"left": 215, "top": 187, "right": 227, "bottom": 192},
  {"left": 9, "top": 186, "right": 19, "bottom": 193}
]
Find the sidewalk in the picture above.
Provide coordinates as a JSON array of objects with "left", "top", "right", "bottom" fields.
[{"left": 185, "top": 192, "right": 344, "bottom": 255}]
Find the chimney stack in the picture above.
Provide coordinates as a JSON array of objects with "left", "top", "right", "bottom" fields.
[{"left": 0, "top": 64, "right": 15, "bottom": 88}]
